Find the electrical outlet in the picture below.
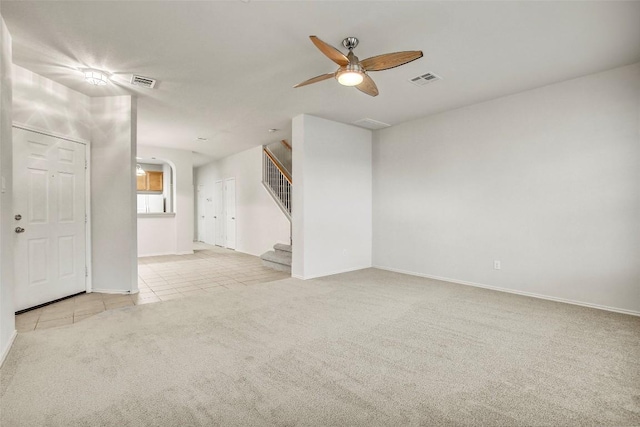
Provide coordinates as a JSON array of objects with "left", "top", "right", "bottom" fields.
[{"left": 494, "top": 260, "right": 501, "bottom": 270}]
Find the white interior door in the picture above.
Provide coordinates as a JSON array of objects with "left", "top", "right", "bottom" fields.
[
  {"left": 13, "top": 128, "right": 86, "bottom": 311},
  {"left": 214, "top": 180, "right": 224, "bottom": 247},
  {"left": 197, "top": 185, "right": 205, "bottom": 242},
  {"left": 224, "top": 178, "right": 236, "bottom": 250},
  {"left": 204, "top": 189, "right": 215, "bottom": 244}
]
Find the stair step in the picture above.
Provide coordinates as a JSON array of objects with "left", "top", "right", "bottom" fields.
[
  {"left": 261, "top": 259, "right": 291, "bottom": 273},
  {"left": 261, "top": 250, "right": 291, "bottom": 265},
  {"left": 273, "top": 243, "right": 292, "bottom": 254},
  {"left": 260, "top": 250, "right": 291, "bottom": 273}
]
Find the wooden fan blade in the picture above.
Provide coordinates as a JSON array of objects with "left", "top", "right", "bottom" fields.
[
  {"left": 293, "top": 73, "right": 335, "bottom": 88},
  {"left": 309, "top": 36, "right": 349, "bottom": 66},
  {"left": 360, "top": 51, "right": 423, "bottom": 71},
  {"left": 356, "top": 74, "right": 379, "bottom": 97}
]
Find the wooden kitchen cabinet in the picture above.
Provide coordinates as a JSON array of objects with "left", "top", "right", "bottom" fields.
[
  {"left": 137, "top": 171, "right": 163, "bottom": 191},
  {"left": 136, "top": 174, "right": 147, "bottom": 191},
  {"left": 147, "top": 171, "right": 163, "bottom": 191}
]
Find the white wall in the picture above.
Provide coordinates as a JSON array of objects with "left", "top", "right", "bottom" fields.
[
  {"left": 137, "top": 146, "right": 193, "bottom": 256},
  {"left": 137, "top": 216, "right": 177, "bottom": 256},
  {"left": 292, "top": 115, "right": 372, "bottom": 279},
  {"left": 91, "top": 96, "right": 138, "bottom": 293},
  {"left": 12, "top": 65, "right": 90, "bottom": 141},
  {"left": 195, "top": 145, "right": 290, "bottom": 257},
  {"left": 373, "top": 63, "right": 640, "bottom": 314},
  {"left": 0, "top": 16, "right": 15, "bottom": 365}
]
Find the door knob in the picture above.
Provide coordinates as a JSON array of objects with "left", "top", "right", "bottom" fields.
[{"left": 15, "top": 227, "right": 25, "bottom": 233}]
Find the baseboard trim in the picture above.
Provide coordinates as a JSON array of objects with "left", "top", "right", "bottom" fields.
[
  {"left": 138, "top": 253, "right": 174, "bottom": 258},
  {"left": 0, "top": 330, "right": 18, "bottom": 368},
  {"left": 91, "top": 289, "right": 134, "bottom": 295},
  {"left": 297, "top": 265, "right": 371, "bottom": 281},
  {"left": 373, "top": 265, "right": 640, "bottom": 317},
  {"left": 138, "top": 250, "right": 194, "bottom": 257}
]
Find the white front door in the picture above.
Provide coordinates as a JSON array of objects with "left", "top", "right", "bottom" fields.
[
  {"left": 214, "top": 180, "right": 224, "bottom": 247},
  {"left": 13, "top": 128, "right": 87, "bottom": 311},
  {"left": 197, "top": 185, "right": 205, "bottom": 242},
  {"left": 224, "top": 178, "right": 236, "bottom": 250}
]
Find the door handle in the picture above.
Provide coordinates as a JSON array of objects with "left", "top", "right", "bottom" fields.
[{"left": 15, "top": 227, "right": 25, "bottom": 233}]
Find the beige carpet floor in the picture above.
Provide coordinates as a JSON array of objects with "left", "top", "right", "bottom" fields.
[{"left": 1, "top": 268, "right": 639, "bottom": 426}]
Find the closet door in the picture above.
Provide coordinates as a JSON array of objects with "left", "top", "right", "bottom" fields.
[
  {"left": 224, "top": 178, "right": 236, "bottom": 250},
  {"left": 214, "top": 180, "right": 225, "bottom": 247}
]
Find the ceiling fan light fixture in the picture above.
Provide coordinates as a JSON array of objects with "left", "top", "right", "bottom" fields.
[
  {"left": 83, "top": 69, "right": 109, "bottom": 86},
  {"left": 336, "top": 65, "right": 364, "bottom": 87},
  {"left": 295, "top": 35, "right": 423, "bottom": 97}
]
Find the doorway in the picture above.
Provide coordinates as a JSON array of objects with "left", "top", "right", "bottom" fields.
[
  {"left": 197, "top": 184, "right": 205, "bottom": 242},
  {"left": 224, "top": 178, "right": 236, "bottom": 250},
  {"left": 214, "top": 180, "right": 224, "bottom": 247},
  {"left": 12, "top": 127, "right": 88, "bottom": 311},
  {"left": 211, "top": 178, "right": 235, "bottom": 249},
  {"left": 196, "top": 183, "right": 215, "bottom": 245}
]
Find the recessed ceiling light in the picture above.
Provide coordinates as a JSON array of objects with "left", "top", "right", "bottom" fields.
[
  {"left": 83, "top": 69, "right": 109, "bottom": 86},
  {"left": 268, "top": 129, "right": 278, "bottom": 133}
]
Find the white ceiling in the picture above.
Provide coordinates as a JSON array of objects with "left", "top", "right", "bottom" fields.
[{"left": 2, "top": 1, "right": 639, "bottom": 166}]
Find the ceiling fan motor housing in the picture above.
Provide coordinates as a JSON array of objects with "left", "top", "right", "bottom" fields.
[{"left": 342, "top": 37, "right": 359, "bottom": 50}]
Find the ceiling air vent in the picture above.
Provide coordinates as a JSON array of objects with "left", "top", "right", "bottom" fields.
[
  {"left": 130, "top": 75, "right": 157, "bottom": 89},
  {"left": 353, "top": 118, "right": 391, "bottom": 130},
  {"left": 409, "top": 72, "right": 441, "bottom": 87}
]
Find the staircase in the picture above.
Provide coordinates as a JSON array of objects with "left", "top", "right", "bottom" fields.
[
  {"left": 261, "top": 243, "right": 292, "bottom": 273},
  {"left": 261, "top": 142, "right": 291, "bottom": 220},
  {"left": 261, "top": 141, "right": 293, "bottom": 273}
]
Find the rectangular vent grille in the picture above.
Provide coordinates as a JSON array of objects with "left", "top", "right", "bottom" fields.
[
  {"left": 130, "top": 75, "right": 157, "bottom": 89},
  {"left": 353, "top": 118, "right": 391, "bottom": 130},
  {"left": 409, "top": 72, "right": 441, "bottom": 87}
]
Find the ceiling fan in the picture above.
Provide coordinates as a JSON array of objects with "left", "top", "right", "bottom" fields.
[{"left": 294, "top": 36, "right": 423, "bottom": 97}]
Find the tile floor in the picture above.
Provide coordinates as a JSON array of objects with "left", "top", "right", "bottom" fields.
[{"left": 15, "top": 243, "right": 290, "bottom": 332}]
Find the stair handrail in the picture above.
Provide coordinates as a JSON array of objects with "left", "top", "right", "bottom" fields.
[
  {"left": 264, "top": 147, "right": 292, "bottom": 184},
  {"left": 280, "top": 139, "right": 292, "bottom": 151}
]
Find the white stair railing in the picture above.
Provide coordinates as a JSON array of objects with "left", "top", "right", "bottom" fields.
[
  {"left": 265, "top": 140, "right": 292, "bottom": 176},
  {"left": 262, "top": 147, "right": 291, "bottom": 220}
]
